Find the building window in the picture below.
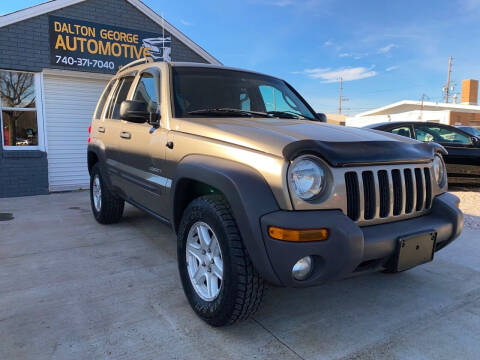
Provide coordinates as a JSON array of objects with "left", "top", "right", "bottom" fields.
[{"left": 0, "top": 70, "right": 39, "bottom": 148}]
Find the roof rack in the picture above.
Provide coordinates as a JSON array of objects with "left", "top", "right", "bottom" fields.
[{"left": 117, "top": 57, "right": 154, "bottom": 73}]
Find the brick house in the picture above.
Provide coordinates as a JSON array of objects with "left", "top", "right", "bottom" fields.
[{"left": 0, "top": 0, "right": 220, "bottom": 197}]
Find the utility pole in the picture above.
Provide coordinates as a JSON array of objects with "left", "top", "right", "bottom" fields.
[
  {"left": 419, "top": 93, "right": 425, "bottom": 121},
  {"left": 443, "top": 56, "right": 453, "bottom": 103},
  {"left": 338, "top": 77, "right": 348, "bottom": 114},
  {"left": 338, "top": 77, "right": 343, "bottom": 114}
]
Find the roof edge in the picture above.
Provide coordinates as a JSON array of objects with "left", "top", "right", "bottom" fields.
[
  {"left": 356, "top": 99, "right": 480, "bottom": 117},
  {"left": 356, "top": 100, "right": 408, "bottom": 117}
]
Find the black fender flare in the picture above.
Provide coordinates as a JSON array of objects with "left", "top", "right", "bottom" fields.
[
  {"left": 87, "top": 143, "right": 113, "bottom": 188},
  {"left": 171, "top": 154, "right": 282, "bottom": 284}
]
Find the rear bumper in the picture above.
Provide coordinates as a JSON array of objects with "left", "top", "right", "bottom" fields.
[{"left": 260, "top": 192, "right": 463, "bottom": 287}]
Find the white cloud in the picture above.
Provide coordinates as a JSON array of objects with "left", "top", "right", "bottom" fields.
[
  {"left": 324, "top": 40, "right": 333, "bottom": 46},
  {"left": 180, "top": 19, "right": 193, "bottom": 26},
  {"left": 378, "top": 43, "right": 398, "bottom": 54},
  {"left": 386, "top": 65, "right": 399, "bottom": 72},
  {"left": 301, "top": 66, "right": 377, "bottom": 82},
  {"left": 339, "top": 53, "right": 351, "bottom": 57}
]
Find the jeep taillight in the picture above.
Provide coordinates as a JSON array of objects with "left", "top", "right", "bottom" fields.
[{"left": 88, "top": 125, "right": 91, "bottom": 143}]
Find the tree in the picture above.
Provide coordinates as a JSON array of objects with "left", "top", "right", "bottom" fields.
[{"left": 0, "top": 72, "right": 35, "bottom": 145}]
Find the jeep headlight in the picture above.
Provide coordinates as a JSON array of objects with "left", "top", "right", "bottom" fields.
[
  {"left": 288, "top": 156, "right": 326, "bottom": 200},
  {"left": 433, "top": 154, "right": 447, "bottom": 187}
]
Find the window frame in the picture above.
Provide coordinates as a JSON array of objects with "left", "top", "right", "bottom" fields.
[
  {"left": 132, "top": 69, "right": 161, "bottom": 105},
  {"left": 0, "top": 70, "right": 45, "bottom": 151},
  {"left": 105, "top": 75, "right": 136, "bottom": 120},
  {"left": 93, "top": 79, "right": 115, "bottom": 120},
  {"left": 130, "top": 68, "right": 162, "bottom": 124}
]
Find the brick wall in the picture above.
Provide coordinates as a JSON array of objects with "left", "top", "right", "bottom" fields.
[
  {"left": 0, "top": 151, "right": 49, "bottom": 197},
  {"left": 450, "top": 111, "right": 480, "bottom": 126},
  {"left": 0, "top": 0, "right": 213, "bottom": 197}
]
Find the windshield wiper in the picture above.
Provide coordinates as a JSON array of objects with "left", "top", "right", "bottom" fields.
[
  {"left": 267, "top": 110, "right": 316, "bottom": 121},
  {"left": 187, "top": 108, "right": 271, "bottom": 118}
]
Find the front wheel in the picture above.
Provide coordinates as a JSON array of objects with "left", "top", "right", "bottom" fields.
[
  {"left": 177, "top": 195, "right": 265, "bottom": 326},
  {"left": 90, "top": 163, "right": 124, "bottom": 224}
]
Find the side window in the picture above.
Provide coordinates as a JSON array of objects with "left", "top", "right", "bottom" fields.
[
  {"left": 391, "top": 126, "right": 412, "bottom": 138},
  {"left": 107, "top": 76, "right": 134, "bottom": 119},
  {"left": 415, "top": 125, "right": 472, "bottom": 145},
  {"left": 94, "top": 81, "right": 114, "bottom": 119},
  {"left": 415, "top": 128, "right": 434, "bottom": 142},
  {"left": 133, "top": 72, "right": 159, "bottom": 113}
]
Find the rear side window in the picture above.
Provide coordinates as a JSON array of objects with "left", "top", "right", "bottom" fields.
[
  {"left": 94, "top": 81, "right": 114, "bottom": 119},
  {"left": 107, "top": 76, "right": 134, "bottom": 119}
]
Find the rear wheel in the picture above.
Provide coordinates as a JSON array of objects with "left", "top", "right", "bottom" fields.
[
  {"left": 90, "top": 163, "right": 124, "bottom": 224},
  {"left": 177, "top": 195, "right": 265, "bottom": 326}
]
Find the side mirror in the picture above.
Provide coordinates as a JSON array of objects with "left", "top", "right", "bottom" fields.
[
  {"left": 471, "top": 136, "right": 479, "bottom": 146},
  {"left": 120, "top": 100, "right": 149, "bottom": 123},
  {"left": 316, "top": 113, "right": 327, "bottom": 122}
]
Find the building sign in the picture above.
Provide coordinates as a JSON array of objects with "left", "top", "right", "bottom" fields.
[{"left": 49, "top": 16, "right": 171, "bottom": 71}]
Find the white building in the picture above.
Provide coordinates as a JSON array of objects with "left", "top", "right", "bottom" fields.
[{"left": 346, "top": 79, "right": 480, "bottom": 128}]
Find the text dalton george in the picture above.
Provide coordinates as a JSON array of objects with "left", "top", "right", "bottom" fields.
[{"left": 53, "top": 20, "right": 151, "bottom": 59}]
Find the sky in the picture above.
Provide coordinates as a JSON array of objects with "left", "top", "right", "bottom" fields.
[{"left": 3, "top": 0, "right": 480, "bottom": 115}]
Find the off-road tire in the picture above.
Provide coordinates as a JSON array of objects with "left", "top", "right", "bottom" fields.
[
  {"left": 178, "top": 194, "right": 265, "bottom": 326},
  {"left": 90, "top": 163, "right": 124, "bottom": 224}
]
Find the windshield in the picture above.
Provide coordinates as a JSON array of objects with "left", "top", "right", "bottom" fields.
[
  {"left": 172, "top": 66, "right": 316, "bottom": 119},
  {"left": 460, "top": 126, "right": 480, "bottom": 137}
]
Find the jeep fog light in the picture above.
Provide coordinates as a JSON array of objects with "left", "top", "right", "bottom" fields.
[{"left": 292, "top": 256, "right": 313, "bottom": 280}]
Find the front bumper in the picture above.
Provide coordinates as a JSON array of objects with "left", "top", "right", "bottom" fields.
[{"left": 260, "top": 192, "right": 463, "bottom": 287}]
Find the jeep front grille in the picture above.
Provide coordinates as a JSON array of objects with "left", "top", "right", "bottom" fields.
[{"left": 344, "top": 165, "right": 433, "bottom": 224}]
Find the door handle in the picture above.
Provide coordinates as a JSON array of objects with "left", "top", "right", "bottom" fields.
[
  {"left": 98, "top": 126, "right": 105, "bottom": 133},
  {"left": 120, "top": 131, "right": 131, "bottom": 139},
  {"left": 166, "top": 141, "right": 174, "bottom": 149}
]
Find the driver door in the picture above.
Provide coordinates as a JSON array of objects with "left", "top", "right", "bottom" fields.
[{"left": 115, "top": 68, "right": 169, "bottom": 215}]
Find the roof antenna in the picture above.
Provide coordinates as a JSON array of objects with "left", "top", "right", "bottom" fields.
[{"left": 162, "top": 12, "right": 165, "bottom": 61}]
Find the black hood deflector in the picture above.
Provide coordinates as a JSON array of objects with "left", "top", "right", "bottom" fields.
[{"left": 282, "top": 140, "right": 446, "bottom": 167}]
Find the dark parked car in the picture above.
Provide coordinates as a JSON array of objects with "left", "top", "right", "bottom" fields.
[
  {"left": 457, "top": 125, "right": 480, "bottom": 137},
  {"left": 366, "top": 121, "right": 480, "bottom": 184}
]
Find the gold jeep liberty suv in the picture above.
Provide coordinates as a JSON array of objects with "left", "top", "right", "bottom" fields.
[{"left": 88, "top": 58, "right": 463, "bottom": 326}]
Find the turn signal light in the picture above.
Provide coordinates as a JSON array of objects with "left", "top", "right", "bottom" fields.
[
  {"left": 88, "top": 125, "right": 92, "bottom": 133},
  {"left": 268, "top": 226, "right": 329, "bottom": 242}
]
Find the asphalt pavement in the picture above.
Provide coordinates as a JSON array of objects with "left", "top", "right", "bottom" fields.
[{"left": 0, "top": 191, "right": 479, "bottom": 360}]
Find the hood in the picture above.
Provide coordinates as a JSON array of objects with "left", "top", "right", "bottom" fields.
[{"left": 173, "top": 117, "right": 442, "bottom": 166}]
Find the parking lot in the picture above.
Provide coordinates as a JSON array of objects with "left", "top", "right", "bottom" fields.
[{"left": 1, "top": 190, "right": 479, "bottom": 360}]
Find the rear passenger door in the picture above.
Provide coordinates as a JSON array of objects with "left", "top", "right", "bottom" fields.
[{"left": 102, "top": 74, "right": 136, "bottom": 191}]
